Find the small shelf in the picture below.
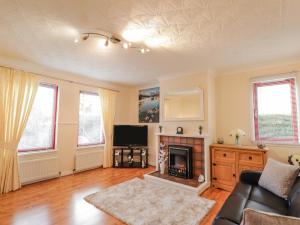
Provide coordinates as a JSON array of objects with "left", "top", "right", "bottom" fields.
[{"left": 113, "top": 147, "right": 148, "bottom": 168}]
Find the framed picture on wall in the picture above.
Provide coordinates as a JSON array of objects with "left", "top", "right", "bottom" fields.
[{"left": 139, "top": 87, "right": 160, "bottom": 123}]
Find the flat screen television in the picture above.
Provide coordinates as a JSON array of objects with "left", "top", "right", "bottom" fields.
[{"left": 113, "top": 125, "right": 148, "bottom": 147}]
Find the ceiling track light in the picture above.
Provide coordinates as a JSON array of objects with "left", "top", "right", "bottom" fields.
[{"left": 75, "top": 32, "right": 150, "bottom": 54}]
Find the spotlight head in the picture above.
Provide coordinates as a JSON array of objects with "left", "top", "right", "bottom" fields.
[
  {"left": 82, "top": 34, "right": 89, "bottom": 41},
  {"left": 74, "top": 38, "right": 79, "bottom": 43},
  {"left": 140, "top": 48, "right": 145, "bottom": 54},
  {"left": 110, "top": 36, "right": 121, "bottom": 44},
  {"left": 146, "top": 48, "right": 150, "bottom": 52},
  {"left": 122, "top": 42, "right": 129, "bottom": 49},
  {"left": 104, "top": 38, "right": 109, "bottom": 47}
]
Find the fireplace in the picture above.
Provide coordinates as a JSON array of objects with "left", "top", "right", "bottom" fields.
[{"left": 168, "top": 145, "right": 193, "bottom": 179}]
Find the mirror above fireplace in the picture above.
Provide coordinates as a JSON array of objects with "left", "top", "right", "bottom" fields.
[{"left": 163, "top": 88, "right": 204, "bottom": 121}]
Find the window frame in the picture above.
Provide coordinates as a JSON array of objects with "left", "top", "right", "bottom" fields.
[
  {"left": 18, "top": 83, "right": 58, "bottom": 153},
  {"left": 252, "top": 77, "right": 299, "bottom": 144},
  {"left": 77, "top": 90, "right": 104, "bottom": 147}
]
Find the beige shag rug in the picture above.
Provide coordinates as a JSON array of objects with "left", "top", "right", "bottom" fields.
[{"left": 85, "top": 178, "right": 215, "bottom": 225}]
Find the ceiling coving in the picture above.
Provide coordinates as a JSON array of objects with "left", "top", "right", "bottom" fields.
[{"left": 1, "top": 0, "right": 300, "bottom": 85}]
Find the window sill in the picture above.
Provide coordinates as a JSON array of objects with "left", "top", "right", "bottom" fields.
[
  {"left": 18, "top": 149, "right": 58, "bottom": 156},
  {"left": 77, "top": 144, "right": 105, "bottom": 150},
  {"left": 265, "top": 143, "right": 300, "bottom": 148},
  {"left": 251, "top": 141, "right": 300, "bottom": 148}
]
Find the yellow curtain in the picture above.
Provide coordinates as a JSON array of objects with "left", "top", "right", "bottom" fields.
[
  {"left": 0, "top": 67, "right": 39, "bottom": 194},
  {"left": 99, "top": 89, "right": 117, "bottom": 168}
]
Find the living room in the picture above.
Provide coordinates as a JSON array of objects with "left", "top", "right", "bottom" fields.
[{"left": 1, "top": 1, "right": 300, "bottom": 225}]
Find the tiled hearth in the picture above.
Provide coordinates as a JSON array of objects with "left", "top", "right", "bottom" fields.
[
  {"left": 149, "top": 171, "right": 200, "bottom": 187},
  {"left": 159, "top": 135, "right": 205, "bottom": 178},
  {"left": 144, "top": 133, "right": 211, "bottom": 194}
]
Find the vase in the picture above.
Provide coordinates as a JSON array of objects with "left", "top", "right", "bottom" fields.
[
  {"left": 235, "top": 136, "right": 241, "bottom": 146},
  {"left": 160, "top": 162, "right": 165, "bottom": 174}
]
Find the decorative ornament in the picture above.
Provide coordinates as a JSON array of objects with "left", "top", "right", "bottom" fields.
[
  {"left": 159, "top": 142, "right": 168, "bottom": 174},
  {"left": 176, "top": 127, "right": 183, "bottom": 134},
  {"left": 217, "top": 138, "right": 224, "bottom": 144},
  {"left": 288, "top": 154, "right": 300, "bottom": 166},
  {"left": 199, "top": 126, "right": 203, "bottom": 135},
  {"left": 159, "top": 125, "right": 163, "bottom": 133},
  {"left": 257, "top": 142, "right": 266, "bottom": 149},
  {"left": 141, "top": 160, "right": 145, "bottom": 168},
  {"left": 198, "top": 174, "right": 205, "bottom": 183},
  {"left": 230, "top": 129, "right": 246, "bottom": 146}
]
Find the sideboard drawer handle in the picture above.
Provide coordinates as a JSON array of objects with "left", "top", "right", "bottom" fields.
[
  {"left": 223, "top": 153, "right": 227, "bottom": 157},
  {"left": 249, "top": 156, "right": 253, "bottom": 160}
]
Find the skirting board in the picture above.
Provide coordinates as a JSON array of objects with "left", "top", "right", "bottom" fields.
[
  {"left": 60, "top": 170, "right": 74, "bottom": 176},
  {"left": 144, "top": 173, "right": 211, "bottom": 195},
  {"left": 74, "top": 165, "right": 102, "bottom": 173},
  {"left": 21, "top": 174, "right": 59, "bottom": 185}
]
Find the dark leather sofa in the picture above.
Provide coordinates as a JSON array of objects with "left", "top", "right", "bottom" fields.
[{"left": 213, "top": 171, "right": 300, "bottom": 225}]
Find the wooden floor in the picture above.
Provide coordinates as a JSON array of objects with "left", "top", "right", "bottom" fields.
[{"left": 0, "top": 167, "right": 230, "bottom": 225}]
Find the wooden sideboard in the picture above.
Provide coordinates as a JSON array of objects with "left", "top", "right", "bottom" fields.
[{"left": 210, "top": 144, "right": 268, "bottom": 191}]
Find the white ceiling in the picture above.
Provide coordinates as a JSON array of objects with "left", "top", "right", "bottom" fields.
[{"left": 1, "top": 0, "right": 300, "bottom": 85}]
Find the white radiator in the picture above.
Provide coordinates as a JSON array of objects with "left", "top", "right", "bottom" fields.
[
  {"left": 19, "top": 157, "right": 59, "bottom": 185},
  {"left": 75, "top": 150, "right": 102, "bottom": 172}
]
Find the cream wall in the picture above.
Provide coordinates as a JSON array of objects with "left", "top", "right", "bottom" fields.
[
  {"left": 128, "top": 73, "right": 216, "bottom": 166},
  {"left": 127, "top": 83, "right": 159, "bottom": 166},
  {"left": 216, "top": 63, "right": 300, "bottom": 163},
  {"left": 159, "top": 73, "right": 214, "bottom": 136},
  {"left": 8, "top": 54, "right": 300, "bottom": 177},
  {"left": 4, "top": 62, "right": 133, "bottom": 177}
]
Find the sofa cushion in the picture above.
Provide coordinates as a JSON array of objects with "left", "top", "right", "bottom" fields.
[
  {"left": 245, "top": 200, "right": 287, "bottom": 215},
  {"left": 258, "top": 158, "right": 300, "bottom": 199},
  {"left": 213, "top": 218, "right": 238, "bottom": 225},
  {"left": 241, "top": 208, "right": 300, "bottom": 225},
  {"left": 288, "top": 176, "right": 300, "bottom": 202},
  {"left": 216, "top": 193, "right": 248, "bottom": 224},
  {"left": 232, "top": 181, "right": 252, "bottom": 197},
  {"left": 288, "top": 191, "right": 300, "bottom": 218},
  {"left": 240, "top": 170, "right": 262, "bottom": 185},
  {"left": 249, "top": 186, "right": 289, "bottom": 213}
]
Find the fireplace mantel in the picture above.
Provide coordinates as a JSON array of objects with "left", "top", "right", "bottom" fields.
[
  {"left": 155, "top": 132, "right": 209, "bottom": 138},
  {"left": 144, "top": 133, "right": 212, "bottom": 194}
]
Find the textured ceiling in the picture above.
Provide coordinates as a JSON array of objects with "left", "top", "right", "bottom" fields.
[{"left": 1, "top": 0, "right": 300, "bottom": 85}]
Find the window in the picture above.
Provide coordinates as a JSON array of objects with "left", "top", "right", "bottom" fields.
[
  {"left": 253, "top": 78, "right": 298, "bottom": 143},
  {"left": 18, "top": 84, "right": 58, "bottom": 152},
  {"left": 78, "top": 91, "right": 103, "bottom": 146}
]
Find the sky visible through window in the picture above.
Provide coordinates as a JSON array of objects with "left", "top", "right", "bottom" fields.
[
  {"left": 18, "top": 85, "right": 56, "bottom": 151},
  {"left": 255, "top": 81, "right": 297, "bottom": 142},
  {"left": 78, "top": 92, "right": 103, "bottom": 145},
  {"left": 257, "top": 84, "right": 292, "bottom": 115}
]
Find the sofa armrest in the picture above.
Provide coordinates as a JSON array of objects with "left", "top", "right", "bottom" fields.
[{"left": 240, "top": 170, "right": 262, "bottom": 185}]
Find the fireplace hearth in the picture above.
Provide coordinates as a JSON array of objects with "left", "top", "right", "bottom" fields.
[{"left": 168, "top": 145, "right": 193, "bottom": 179}]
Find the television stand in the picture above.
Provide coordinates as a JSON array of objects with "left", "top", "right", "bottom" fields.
[{"left": 112, "top": 146, "right": 148, "bottom": 168}]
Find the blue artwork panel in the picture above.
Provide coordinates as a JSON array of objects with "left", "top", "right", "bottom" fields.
[{"left": 139, "top": 87, "right": 160, "bottom": 123}]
